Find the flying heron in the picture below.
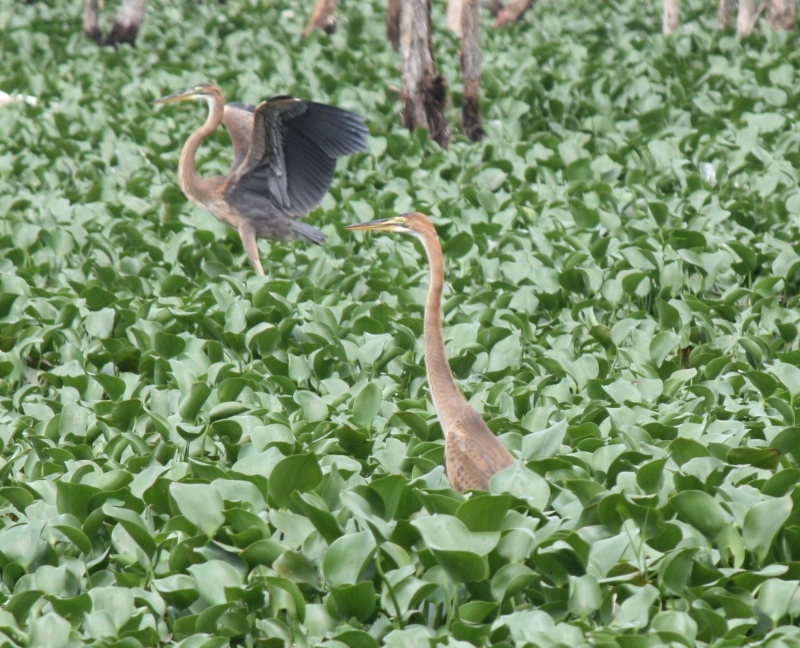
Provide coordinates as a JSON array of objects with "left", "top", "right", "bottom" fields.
[
  {"left": 346, "top": 213, "right": 516, "bottom": 492},
  {"left": 153, "top": 83, "right": 368, "bottom": 275}
]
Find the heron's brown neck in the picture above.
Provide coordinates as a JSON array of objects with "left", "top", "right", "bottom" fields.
[
  {"left": 178, "top": 97, "right": 223, "bottom": 205},
  {"left": 419, "top": 229, "right": 467, "bottom": 431}
]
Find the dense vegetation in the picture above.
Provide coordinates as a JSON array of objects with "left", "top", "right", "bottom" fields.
[{"left": 3, "top": 0, "right": 800, "bottom": 645}]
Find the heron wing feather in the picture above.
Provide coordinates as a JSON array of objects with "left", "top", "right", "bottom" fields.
[{"left": 229, "top": 97, "right": 368, "bottom": 217}]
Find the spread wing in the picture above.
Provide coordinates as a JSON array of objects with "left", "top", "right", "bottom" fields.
[
  {"left": 228, "top": 96, "right": 368, "bottom": 217},
  {"left": 222, "top": 102, "right": 256, "bottom": 172}
]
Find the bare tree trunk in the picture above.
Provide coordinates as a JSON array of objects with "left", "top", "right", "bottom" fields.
[
  {"left": 718, "top": 0, "right": 736, "bottom": 27},
  {"left": 106, "top": 0, "right": 147, "bottom": 46},
  {"left": 493, "top": 0, "right": 533, "bottom": 27},
  {"left": 663, "top": 0, "right": 679, "bottom": 33},
  {"left": 302, "top": 0, "right": 340, "bottom": 37},
  {"left": 399, "top": 0, "right": 450, "bottom": 148},
  {"left": 84, "top": 0, "right": 102, "bottom": 43},
  {"left": 738, "top": 0, "right": 757, "bottom": 34},
  {"left": 447, "top": 0, "right": 464, "bottom": 36},
  {"left": 481, "top": 0, "right": 505, "bottom": 15},
  {"left": 767, "top": 0, "right": 796, "bottom": 29},
  {"left": 387, "top": 0, "right": 401, "bottom": 50},
  {"left": 461, "top": 0, "right": 484, "bottom": 141}
]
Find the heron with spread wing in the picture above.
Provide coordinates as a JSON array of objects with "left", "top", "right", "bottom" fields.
[
  {"left": 154, "top": 83, "right": 368, "bottom": 275},
  {"left": 347, "top": 213, "right": 516, "bottom": 492}
]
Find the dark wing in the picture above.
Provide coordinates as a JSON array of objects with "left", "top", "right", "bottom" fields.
[
  {"left": 222, "top": 102, "right": 256, "bottom": 173},
  {"left": 229, "top": 97, "right": 368, "bottom": 217}
]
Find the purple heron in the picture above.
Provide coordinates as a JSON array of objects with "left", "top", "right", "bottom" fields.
[
  {"left": 346, "top": 213, "right": 515, "bottom": 492},
  {"left": 154, "top": 83, "right": 368, "bottom": 275}
]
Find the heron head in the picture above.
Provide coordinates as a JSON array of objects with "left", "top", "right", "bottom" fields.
[
  {"left": 345, "top": 212, "right": 433, "bottom": 237},
  {"left": 152, "top": 83, "right": 222, "bottom": 106}
]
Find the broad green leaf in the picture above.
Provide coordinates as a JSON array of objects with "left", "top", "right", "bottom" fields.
[
  {"left": 188, "top": 561, "right": 243, "bottom": 605},
  {"left": 757, "top": 578, "right": 800, "bottom": 625},
  {"left": 612, "top": 584, "right": 659, "bottom": 629},
  {"left": 353, "top": 381, "right": 382, "bottom": 428},
  {"left": 170, "top": 483, "right": 225, "bottom": 538},
  {"left": 670, "top": 491, "right": 728, "bottom": 539},
  {"left": 455, "top": 494, "right": 511, "bottom": 532},
  {"left": 522, "top": 419, "right": 567, "bottom": 461},
  {"left": 323, "top": 531, "right": 377, "bottom": 586},
  {"left": 568, "top": 575, "right": 601, "bottom": 618},
  {"left": 269, "top": 453, "right": 323, "bottom": 508},
  {"left": 650, "top": 331, "right": 680, "bottom": 368},
  {"left": 743, "top": 496, "right": 792, "bottom": 564},
  {"left": 490, "top": 462, "right": 550, "bottom": 510},
  {"left": 0, "top": 520, "right": 43, "bottom": 568},
  {"left": 29, "top": 613, "right": 70, "bottom": 648}
]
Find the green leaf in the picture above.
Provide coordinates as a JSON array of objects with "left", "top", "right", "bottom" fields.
[
  {"left": 490, "top": 462, "right": 550, "bottom": 510},
  {"left": 771, "top": 361, "right": 800, "bottom": 398},
  {"left": 170, "top": 483, "right": 225, "bottom": 538},
  {"left": 0, "top": 487, "right": 34, "bottom": 511},
  {"left": 650, "top": 331, "right": 680, "bottom": 368},
  {"left": 568, "top": 574, "right": 602, "bottom": 618},
  {"left": 0, "top": 520, "right": 43, "bottom": 568},
  {"left": 323, "top": 530, "right": 377, "bottom": 586},
  {"left": 29, "top": 613, "right": 70, "bottom": 648},
  {"left": 757, "top": 578, "right": 800, "bottom": 625},
  {"left": 353, "top": 381, "right": 382, "bottom": 428},
  {"left": 743, "top": 496, "right": 792, "bottom": 564},
  {"left": 455, "top": 494, "right": 511, "bottom": 532},
  {"left": 269, "top": 453, "right": 323, "bottom": 508},
  {"left": 612, "top": 584, "right": 659, "bottom": 629},
  {"left": 433, "top": 550, "right": 488, "bottom": 583},
  {"left": 154, "top": 331, "right": 186, "bottom": 358},
  {"left": 670, "top": 491, "right": 728, "bottom": 540},
  {"left": 522, "top": 419, "right": 567, "bottom": 461},
  {"left": 658, "top": 548, "right": 698, "bottom": 596},
  {"left": 179, "top": 382, "right": 212, "bottom": 421},
  {"left": 188, "top": 560, "right": 243, "bottom": 605},
  {"left": 328, "top": 582, "right": 376, "bottom": 621}
]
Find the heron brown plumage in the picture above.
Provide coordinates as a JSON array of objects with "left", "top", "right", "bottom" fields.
[
  {"left": 346, "top": 213, "right": 516, "bottom": 492},
  {"left": 153, "top": 83, "right": 368, "bottom": 275}
]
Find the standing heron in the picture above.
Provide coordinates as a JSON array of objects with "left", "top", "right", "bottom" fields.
[
  {"left": 346, "top": 213, "right": 515, "bottom": 492},
  {"left": 153, "top": 83, "right": 368, "bottom": 275}
]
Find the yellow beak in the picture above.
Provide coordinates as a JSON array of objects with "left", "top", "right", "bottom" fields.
[
  {"left": 152, "top": 88, "right": 199, "bottom": 105},
  {"left": 345, "top": 216, "right": 405, "bottom": 232}
]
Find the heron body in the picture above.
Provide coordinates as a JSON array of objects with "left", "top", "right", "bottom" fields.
[
  {"left": 154, "top": 83, "right": 368, "bottom": 275},
  {"left": 346, "top": 213, "right": 515, "bottom": 492}
]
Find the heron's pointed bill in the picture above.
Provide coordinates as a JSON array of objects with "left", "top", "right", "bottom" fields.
[
  {"left": 152, "top": 87, "right": 203, "bottom": 105},
  {"left": 345, "top": 216, "right": 407, "bottom": 232}
]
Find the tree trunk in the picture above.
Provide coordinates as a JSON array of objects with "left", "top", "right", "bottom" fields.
[
  {"left": 106, "top": 0, "right": 147, "bottom": 46},
  {"left": 718, "top": 0, "right": 736, "bottom": 28},
  {"left": 399, "top": 0, "right": 450, "bottom": 148},
  {"left": 493, "top": 0, "right": 533, "bottom": 27},
  {"left": 738, "top": 0, "right": 757, "bottom": 34},
  {"left": 387, "top": 0, "right": 401, "bottom": 50},
  {"left": 663, "top": 0, "right": 679, "bottom": 33},
  {"left": 461, "top": 0, "right": 484, "bottom": 141},
  {"left": 481, "top": 0, "right": 504, "bottom": 16},
  {"left": 767, "top": 0, "right": 796, "bottom": 29},
  {"left": 302, "top": 0, "right": 340, "bottom": 37},
  {"left": 447, "top": 0, "right": 464, "bottom": 36},
  {"left": 83, "top": 0, "right": 102, "bottom": 43}
]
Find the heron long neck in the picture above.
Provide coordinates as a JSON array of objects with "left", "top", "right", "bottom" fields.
[
  {"left": 420, "top": 230, "right": 467, "bottom": 431},
  {"left": 178, "top": 97, "right": 223, "bottom": 205}
]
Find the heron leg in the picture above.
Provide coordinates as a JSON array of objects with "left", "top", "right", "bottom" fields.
[{"left": 238, "top": 223, "right": 265, "bottom": 276}]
